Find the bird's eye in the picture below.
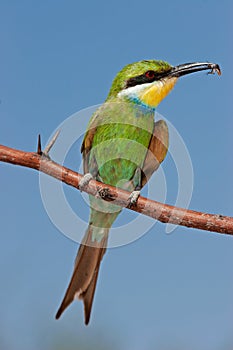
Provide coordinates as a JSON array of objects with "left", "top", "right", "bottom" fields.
[{"left": 145, "top": 70, "right": 155, "bottom": 79}]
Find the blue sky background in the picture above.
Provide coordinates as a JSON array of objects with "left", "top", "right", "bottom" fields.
[{"left": 0, "top": 1, "right": 233, "bottom": 349}]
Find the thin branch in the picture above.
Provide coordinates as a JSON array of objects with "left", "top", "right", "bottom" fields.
[{"left": 0, "top": 143, "right": 233, "bottom": 235}]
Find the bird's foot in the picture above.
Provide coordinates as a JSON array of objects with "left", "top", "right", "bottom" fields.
[
  {"left": 79, "top": 173, "right": 93, "bottom": 191},
  {"left": 128, "top": 190, "right": 140, "bottom": 206}
]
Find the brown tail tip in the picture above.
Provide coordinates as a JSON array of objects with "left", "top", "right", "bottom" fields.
[
  {"left": 84, "top": 310, "right": 91, "bottom": 325},
  {"left": 55, "top": 299, "right": 71, "bottom": 320},
  {"left": 55, "top": 307, "right": 62, "bottom": 320}
]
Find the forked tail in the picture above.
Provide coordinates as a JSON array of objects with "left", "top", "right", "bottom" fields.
[{"left": 55, "top": 224, "right": 109, "bottom": 324}]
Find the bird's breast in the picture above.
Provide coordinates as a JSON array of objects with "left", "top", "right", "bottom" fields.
[{"left": 89, "top": 110, "right": 154, "bottom": 188}]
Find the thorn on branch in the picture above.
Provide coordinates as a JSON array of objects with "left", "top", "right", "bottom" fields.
[
  {"left": 43, "top": 130, "right": 60, "bottom": 157},
  {"left": 37, "top": 135, "right": 42, "bottom": 155}
]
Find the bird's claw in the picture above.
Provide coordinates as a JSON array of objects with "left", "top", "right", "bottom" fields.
[
  {"left": 128, "top": 190, "right": 140, "bottom": 206},
  {"left": 79, "top": 173, "right": 93, "bottom": 191}
]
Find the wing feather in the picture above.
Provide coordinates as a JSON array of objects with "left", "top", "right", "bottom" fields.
[
  {"left": 81, "top": 114, "right": 99, "bottom": 175},
  {"left": 141, "top": 120, "right": 169, "bottom": 187}
]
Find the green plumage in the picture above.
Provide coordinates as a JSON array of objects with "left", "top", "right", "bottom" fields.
[{"left": 89, "top": 101, "right": 154, "bottom": 187}]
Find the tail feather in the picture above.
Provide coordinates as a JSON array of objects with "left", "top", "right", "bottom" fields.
[
  {"left": 81, "top": 249, "right": 104, "bottom": 325},
  {"left": 55, "top": 225, "right": 108, "bottom": 323}
]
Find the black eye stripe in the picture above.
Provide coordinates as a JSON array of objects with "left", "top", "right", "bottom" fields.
[
  {"left": 125, "top": 73, "right": 155, "bottom": 88},
  {"left": 125, "top": 69, "right": 172, "bottom": 88}
]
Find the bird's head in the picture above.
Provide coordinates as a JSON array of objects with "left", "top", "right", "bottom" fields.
[{"left": 107, "top": 60, "right": 221, "bottom": 109}]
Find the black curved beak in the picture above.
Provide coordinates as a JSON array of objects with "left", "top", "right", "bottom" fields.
[{"left": 169, "top": 62, "right": 221, "bottom": 78}]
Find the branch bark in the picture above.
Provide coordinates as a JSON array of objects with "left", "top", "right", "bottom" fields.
[{"left": 1, "top": 143, "right": 233, "bottom": 235}]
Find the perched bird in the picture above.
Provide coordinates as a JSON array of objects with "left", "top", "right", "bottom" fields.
[{"left": 56, "top": 60, "right": 221, "bottom": 324}]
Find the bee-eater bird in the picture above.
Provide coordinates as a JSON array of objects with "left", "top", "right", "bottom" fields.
[{"left": 56, "top": 60, "right": 221, "bottom": 324}]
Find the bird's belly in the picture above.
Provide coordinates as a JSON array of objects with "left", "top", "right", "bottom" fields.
[
  {"left": 99, "top": 158, "right": 139, "bottom": 189},
  {"left": 94, "top": 136, "right": 150, "bottom": 188}
]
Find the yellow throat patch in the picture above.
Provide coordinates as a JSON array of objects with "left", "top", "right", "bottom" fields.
[{"left": 138, "top": 77, "right": 178, "bottom": 108}]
